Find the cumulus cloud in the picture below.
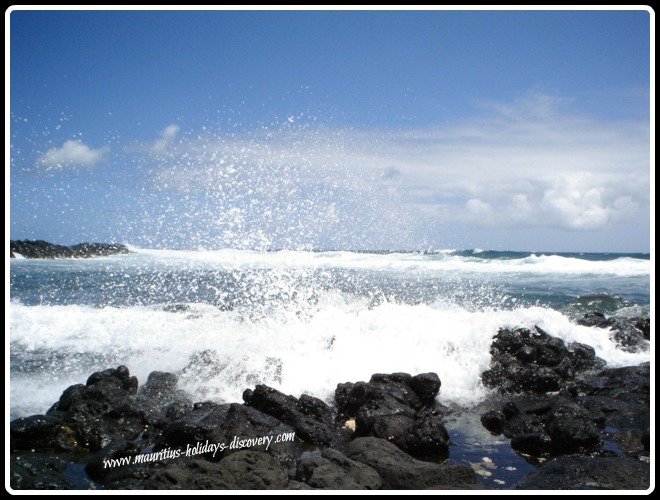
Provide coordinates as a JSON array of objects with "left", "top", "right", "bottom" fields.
[
  {"left": 152, "top": 123, "right": 180, "bottom": 152},
  {"left": 36, "top": 140, "right": 109, "bottom": 171}
]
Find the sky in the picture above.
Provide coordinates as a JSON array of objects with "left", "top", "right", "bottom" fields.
[{"left": 7, "top": 7, "right": 652, "bottom": 252}]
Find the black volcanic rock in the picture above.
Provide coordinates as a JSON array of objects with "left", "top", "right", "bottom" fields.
[
  {"left": 335, "top": 372, "right": 449, "bottom": 458},
  {"left": 10, "top": 415, "right": 64, "bottom": 452},
  {"left": 295, "top": 448, "right": 382, "bottom": 490},
  {"left": 481, "top": 398, "right": 601, "bottom": 457},
  {"left": 143, "top": 452, "right": 289, "bottom": 490},
  {"left": 10, "top": 239, "right": 131, "bottom": 259},
  {"left": 410, "top": 372, "right": 442, "bottom": 404},
  {"left": 205, "top": 403, "right": 301, "bottom": 462},
  {"left": 515, "top": 455, "right": 650, "bottom": 490},
  {"left": 576, "top": 311, "right": 613, "bottom": 329},
  {"left": 44, "top": 366, "right": 144, "bottom": 452},
  {"left": 544, "top": 401, "right": 601, "bottom": 453},
  {"left": 243, "top": 385, "right": 338, "bottom": 446},
  {"left": 346, "top": 437, "right": 477, "bottom": 489},
  {"left": 577, "top": 312, "right": 650, "bottom": 353},
  {"left": 9, "top": 360, "right": 651, "bottom": 490},
  {"left": 10, "top": 455, "right": 76, "bottom": 490},
  {"left": 482, "top": 326, "right": 605, "bottom": 394}
]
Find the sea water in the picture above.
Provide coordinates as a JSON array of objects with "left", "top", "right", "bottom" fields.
[{"left": 9, "top": 248, "right": 650, "bottom": 420}]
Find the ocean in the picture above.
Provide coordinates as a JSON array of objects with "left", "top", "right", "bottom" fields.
[{"left": 9, "top": 248, "right": 651, "bottom": 421}]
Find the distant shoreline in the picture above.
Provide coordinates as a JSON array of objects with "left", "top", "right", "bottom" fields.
[
  {"left": 10, "top": 239, "right": 132, "bottom": 259},
  {"left": 8, "top": 240, "right": 650, "bottom": 260}
]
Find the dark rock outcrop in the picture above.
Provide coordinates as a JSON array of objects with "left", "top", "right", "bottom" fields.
[
  {"left": 143, "top": 452, "right": 289, "bottom": 490},
  {"left": 482, "top": 398, "right": 601, "bottom": 456},
  {"left": 346, "top": 437, "right": 477, "bottom": 489},
  {"left": 41, "top": 366, "right": 144, "bottom": 452},
  {"left": 335, "top": 372, "right": 449, "bottom": 458},
  {"left": 568, "top": 363, "right": 651, "bottom": 432},
  {"left": 9, "top": 360, "right": 650, "bottom": 491},
  {"left": 295, "top": 448, "right": 382, "bottom": 490},
  {"left": 243, "top": 385, "right": 338, "bottom": 446},
  {"left": 139, "top": 371, "right": 191, "bottom": 408},
  {"left": 10, "top": 239, "right": 131, "bottom": 259},
  {"left": 10, "top": 455, "right": 76, "bottom": 490},
  {"left": 205, "top": 403, "right": 300, "bottom": 463},
  {"left": 577, "top": 312, "right": 650, "bottom": 352},
  {"left": 10, "top": 414, "right": 65, "bottom": 452},
  {"left": 482, "top": 326, "right": 605, "bottom": 394},
  {"left": 514, "top": 455, "right": 650, "bottom": 490}
]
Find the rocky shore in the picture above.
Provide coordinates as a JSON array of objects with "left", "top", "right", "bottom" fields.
[
  {"left": 10, "top": 240, "right": 131, "bottom": 259},
  {"left": 9, "top": 315, "right": 651, "bottom": 491}
]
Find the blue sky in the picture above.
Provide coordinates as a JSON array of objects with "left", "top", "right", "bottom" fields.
[{"left": 8, "top": 8, "right": 652, "bottom": 251}]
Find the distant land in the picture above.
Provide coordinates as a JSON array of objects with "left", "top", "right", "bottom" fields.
[{"left": 10, "top": 240, "right": 131, "bottom": 259}]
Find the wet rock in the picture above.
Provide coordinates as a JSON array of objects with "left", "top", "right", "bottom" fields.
[
  {"left": 145, "top": 451, "right": 289, "bottom": 489},
  {"left": 296, "top": 394, "right": 336, "bottom": 426},
  {"left": 482, "top": 327, "right": 605, "bottom": 394},
  {"left": 10, "top": 414, "right": 63, "bottom": 451},
  {"left": 147, "top": 401, "right": 193, "bottom": 430},
  {"left": 85, "top": 439, "right": 141, "bottom": 482},
  {"left": 502, "top": 401, "right": 520, "bottom": 418},
  {"left": 207, "top": 403, "right": 300, "bottom": 463},
  {"left": 286, "top": 480, "right": 313, "bottom": 490},
  {"left": 409, "top": 372, "right": 441, "bottom": 404},
  {"left": 346, "top": 437, "right": 477, "bottom": 489},
  {"left": 570, "top": 364, "right": 650, "bottom": 407},
  {"left": 139, "top": 371, "right": 191, "bottom": 408},
  {"left": 143, "top": 459, "right": 233, "bottom": 490},
  {"left": 10, "top": 455, "right": 75, "bottom": 490},
  {"left": 220, "top": 451, "right": 289, "bottom": 489},
  {"left": 544, "top": 402, "right": 600, "bottom": 453},
  {"left": 296, "top": 448, "right": 381, "bottom": 490},
  {"left": 12, "top": 362, "right": 649, "bottom": 490},
  {"left": 576, "top": 311, "right": 613, "bottom": 329},
  {"left": 482, "top": 398, "right": 600, "bottom": 456},
  {"left": 353, "top": 391, "right": 416, "bottom": 437},
  {"left": 480, "top": 410, "right": 506, "bottom": 435},
  {"left": 42, "top": 366, "right": 146, "bottom": 452},
  {"left": 154, "top": 401, "right": 226, "bottom": 451},
  {"left": 364, "top": 408, "right": 450, "bottom": 458},
  {"left": 408, "top": 408, "right": 450, "bottom": 456},
  {"left": 158, "top": 421, "right": 209, "bottom": 450},
  {"left": 610, "top": 323, "right": 648, "bottom": 353},
  {"left": 336, "top": 372, "right": 449, "bottom": 458},
  {"left": 243, "top": 385, "right": 338, "bottom": 445},
  {"left": 85, "top": 365, "right": 139, "bottom": 399},
  {"left": 567, "top": 342, "right": 604, "bottom": 372},
  {"left": 508, "top": 417, "right": 552, "bottom": 455},
  {"left": 577, "top": 312, "right": 649, "bottom": 353},
  {"left": 515, "top": 455, "right": 650, "bottom": 490},
  {"left": 335, "top": 373, "right": 425, "bottom": 417},
  {"left": 605, "top": 430, "right": 646, "bottom": 454}
]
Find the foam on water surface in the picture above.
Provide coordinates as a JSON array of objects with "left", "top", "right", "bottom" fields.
[{"left": 9, "top": 296, "right": 649, "bottom": 419}]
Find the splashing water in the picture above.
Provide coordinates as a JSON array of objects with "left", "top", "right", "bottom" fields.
[{"left": 9, "top": 249, "right": 650, "bottom": 419}]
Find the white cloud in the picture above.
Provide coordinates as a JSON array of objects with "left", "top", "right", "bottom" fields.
[
  {"left": 37, "top": 140, "right": 109, "bottom": 171},
  {"left": 138, "top": 92, "right": 649, "bottom": 249},
  {"left": 152, "top": 123, "right": 180, "bottom": 152}
]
